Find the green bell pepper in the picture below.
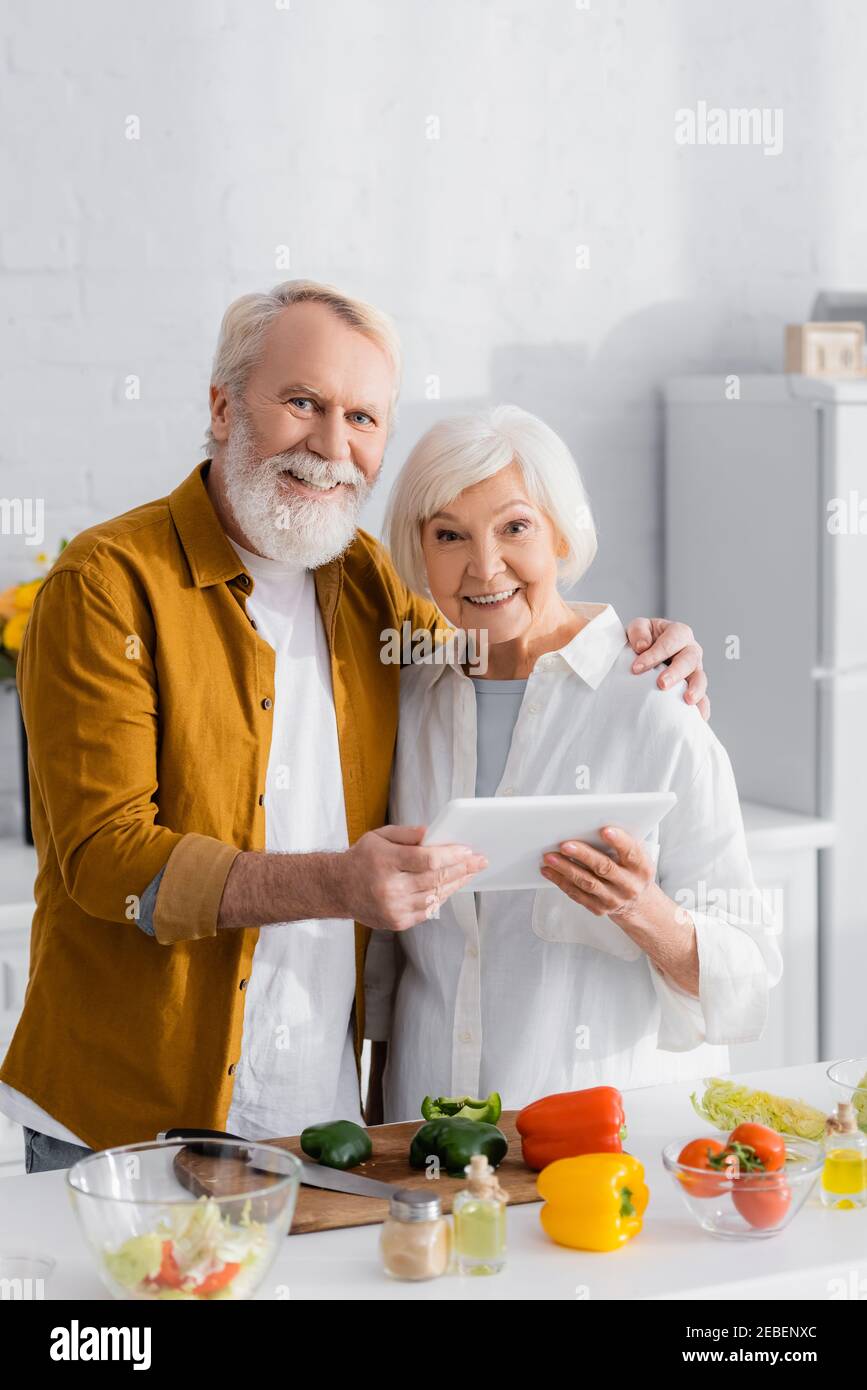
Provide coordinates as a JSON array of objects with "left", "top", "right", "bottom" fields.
[
  {"left": 409, "top": 1117, "right": 508, "bottom": 1177},
  {"left": 300, "top": 1120, "right": 372, "bottom": 1170},
  {"left": 420, "top": 1091, "right": 503, "bottom": 1124}
]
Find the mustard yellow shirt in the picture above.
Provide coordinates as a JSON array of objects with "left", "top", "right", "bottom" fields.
[{"left": 0, "top": 461, "right": 438, "bottom": 1149}]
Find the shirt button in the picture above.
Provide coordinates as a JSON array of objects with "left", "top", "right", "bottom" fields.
[
  {"left": 502, "top": 786, "right": 516, "bottom": 796},
  {"left": 228, "top": 1062, "right": 238, "bottom": 1075},
  {"left": 467, "top": 945, "right": 479, "bottom": 958},
  {"left": 238, "top": 575, "right": 250, "bottom": 589},
  {"left": 461, "top": 1031, "right": 472, "bottom": 1044},
  {"left": 261, "top": 697, "right": 273, "bottom": 710},
  {"left": 527, "top": 703, "right": 539, "bottom": 714},
  {"left": 239, "top": 978, "right": 248, "bottom": 991}
]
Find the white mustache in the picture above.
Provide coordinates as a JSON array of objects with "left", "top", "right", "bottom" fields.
[{"left": 267, "top": 449, "right": 366, "bottom": 490}]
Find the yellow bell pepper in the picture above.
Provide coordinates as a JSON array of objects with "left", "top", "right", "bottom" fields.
[{"left": 536, "top": 1153, "right": 648, "bottom": 1251}]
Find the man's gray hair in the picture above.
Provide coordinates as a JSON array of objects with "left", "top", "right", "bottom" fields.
[{"left": 205, "top": 278, "right": 402, "bottom": 452}]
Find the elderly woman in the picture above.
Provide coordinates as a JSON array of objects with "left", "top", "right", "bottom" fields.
[{"left": 365, "top": 405, "right": 782, "bottom": 1121}]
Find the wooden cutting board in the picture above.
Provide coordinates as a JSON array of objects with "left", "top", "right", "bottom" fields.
[{"left": 173, "top": 1111, "right": 541, "bottom": 1235}]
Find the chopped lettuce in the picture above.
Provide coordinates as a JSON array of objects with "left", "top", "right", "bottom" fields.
[
  {"left": 104, "top": 1232, "right": 163, "bottom": 1289},
  {"left": 690, "top": 1077, "right": 827, "bottom": 1140},
  {"left": 855, "top": 1072, "right": 867, "bottom": 1130},
  {"left": 103, "top": 1196, "right": 269, "bottom": 1300}
]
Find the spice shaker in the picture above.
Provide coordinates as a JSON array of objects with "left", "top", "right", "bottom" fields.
[{"left": 379, "top": 1187, "right": 451, "bottom": 1280}]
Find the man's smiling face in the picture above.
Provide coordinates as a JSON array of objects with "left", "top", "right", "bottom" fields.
[{"left": 208, "top": 299, "right": 396, "bottom": 566}]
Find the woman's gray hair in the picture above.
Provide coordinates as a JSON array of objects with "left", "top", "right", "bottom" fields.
[
  {"left": 205, "top": 278, "right": 402, "bottom": 452},
  {"left": 384, "top": 404, "right": 598, "bottom": 595}
]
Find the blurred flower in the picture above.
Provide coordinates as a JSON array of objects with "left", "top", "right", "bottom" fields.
[
  {"left": 14, "top": 579, "right": 42, "bottom": 610},
  {"left": 3, "top": 611, "right": 30, "bottom": 654},
  {"left": 0, "top": 542, "right": 66, "bottom": 671},
  {"left": 0, "top": 587, "right": 19, "bottom": 622}
]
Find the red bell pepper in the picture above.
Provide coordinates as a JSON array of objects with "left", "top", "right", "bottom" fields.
[{"left": 516, "top": 1085, "right": 626, "bottom": 1170}]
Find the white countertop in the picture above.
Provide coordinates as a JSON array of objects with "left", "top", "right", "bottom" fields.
[
  {"left": 740, "top": 802, "right": 835, "bottom": 853},
  {"left": 3, "top": 1061, "right": 864, "bottom": 1301}
]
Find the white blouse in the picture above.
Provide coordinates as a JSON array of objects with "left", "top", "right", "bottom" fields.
[{"left": 365, "top": 602, "right": 783, "bottom": 1123}]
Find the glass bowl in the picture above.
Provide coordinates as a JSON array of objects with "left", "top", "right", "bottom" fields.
[
  {"left": 67, "top": 1138, "right": 300, "bottom": 1300},
  {"left": 827, "top": 1059, "right": 867, "bottom": 1130},
  {"left": 662, "top": 1134, "right": 822, "bottom": 1239},
  {"left": 0, "top": 1251, "right": 55, "bottom": 1299}
]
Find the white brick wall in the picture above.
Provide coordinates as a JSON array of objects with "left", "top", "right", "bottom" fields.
[{"left": 1, "top": 0, "right": 866, "bottom": 826}]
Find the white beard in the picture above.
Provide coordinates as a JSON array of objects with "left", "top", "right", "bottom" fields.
[{"left": 221, "top": 413, "right": 375, "bottom": 568}]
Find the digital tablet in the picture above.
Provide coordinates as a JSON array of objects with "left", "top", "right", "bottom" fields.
[{"left": 422, "top": 792, "right": 677, "bottom": 892}]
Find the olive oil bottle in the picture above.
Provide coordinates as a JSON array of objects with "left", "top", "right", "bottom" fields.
[
  {"left": 452, "top": 1153, "right": 508, "bottom": 1275},
  {"left": 821, "top": 1101, "right": 867, "bottom": 1209}
]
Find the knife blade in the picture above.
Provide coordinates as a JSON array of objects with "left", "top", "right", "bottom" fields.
[
  {"left": 160, "top": 1125, "right": 402, "bottom": 1199},
  {"left": 297, "top": 1160, "right": 401, "bottom": 1200}
]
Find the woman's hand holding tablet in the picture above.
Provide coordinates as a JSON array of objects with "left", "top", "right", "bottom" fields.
[{"left": 421, "top": 792, "right": 676, "bottom": 893}]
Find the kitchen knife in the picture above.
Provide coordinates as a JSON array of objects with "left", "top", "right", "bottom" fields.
[
  {"left": 159, "top": 1125, "right": 401, "bottom": 1199},
  {"left": 295, "top": 1160, "right": 400, "bottom": 1200}
]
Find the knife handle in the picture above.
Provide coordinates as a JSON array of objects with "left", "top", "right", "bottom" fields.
[
  {"left": 159, "top": 1126, "right": 248, "bottom": 1142},
  {"left": 159, "top": 1125, "right": 251, "bottom": 1162}
]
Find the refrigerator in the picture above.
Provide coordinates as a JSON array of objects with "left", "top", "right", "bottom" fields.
[{"left": 664, "top": 374, "right": 867, "bottom": 1060}]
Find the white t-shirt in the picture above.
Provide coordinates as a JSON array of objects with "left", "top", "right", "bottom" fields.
[
  {"left": 224, "top": 540, "right": 361, "bottom": 1139},
  {"left": 0, "top": 538, "right": 361, "bottom": 1148}
]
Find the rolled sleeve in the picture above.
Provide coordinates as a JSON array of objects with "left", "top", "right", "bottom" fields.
[
  {"left": 153, "top": 833, "right": 241, "bottom": 944},
  {"left": 652, "top": 733, "right": 783, "bottom": 1051},
  {"left": 651, "top": 911, "right": 774, "bottom": 1050},
  {"left": 692, "top": 909, "right": 775, "bottom": 1044},
  {"left": 136, "top": 865, "right": 165, "bottom": 936}
]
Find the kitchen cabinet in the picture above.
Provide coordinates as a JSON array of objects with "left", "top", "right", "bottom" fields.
[
  {"left": 733, "top": 803, "right": 834, "bottom": 1073},
  {"left": 665, "top": 375, "right": 867, "bottom": 1059}
]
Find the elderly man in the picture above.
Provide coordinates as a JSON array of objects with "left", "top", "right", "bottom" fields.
[{"left": 0, "top": 279, "right": 709, "bottom": 1172}]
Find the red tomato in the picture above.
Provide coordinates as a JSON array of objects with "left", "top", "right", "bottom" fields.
[
  {"left": 732, "top": 1172, "right": 792, "bottom": 1229},
  {"left": 147, "top": 1239, "right": 182, "bottom": 1289},
  {"left": 677, "top": 1138, "right": 739, "bottom": 1198},
  {"left": 727, "top": 1123, "right": 786, "bottom": 1172},
  {"left": 194, "top": 1261, "right": 241, "bottom": 1297}
]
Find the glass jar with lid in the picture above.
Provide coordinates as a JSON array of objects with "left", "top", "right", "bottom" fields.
[{"left": 379, "top": 1188, "right": 451, "bottom": 1281}]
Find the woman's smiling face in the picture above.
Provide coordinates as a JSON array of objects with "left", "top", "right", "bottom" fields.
[{"left": 420, "top": 461, "right": 565, "bottom": 640}]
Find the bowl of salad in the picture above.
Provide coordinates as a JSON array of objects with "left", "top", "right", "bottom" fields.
[
  {"left": 662, "top": 1124, "right": 823, "bottom": 1239},
  {"left": 67, "top": 1138, "right": 301, "bottom": 1300}
]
